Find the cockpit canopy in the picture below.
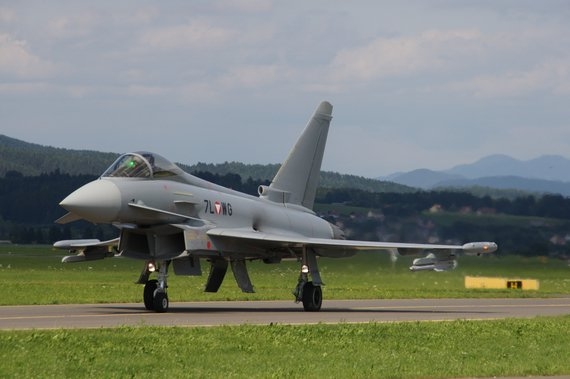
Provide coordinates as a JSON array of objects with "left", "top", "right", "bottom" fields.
[{"left": 102, "top": 152, "right": 185, "bottom": 179}]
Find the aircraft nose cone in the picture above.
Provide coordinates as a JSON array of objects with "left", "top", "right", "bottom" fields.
[{"left": 60, "top": 179, "right": 121, "bottom": 223}]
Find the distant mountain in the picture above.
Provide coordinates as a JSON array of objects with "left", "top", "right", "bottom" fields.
[
  {"left": 0, "top": 134, "right": 413, "bottom": 193},
  {"left": 446, "top": 154, "right": 570, "bottom": 181},
  {"left": 383, "top": 154, "right": 570, "bottom": 196},
  {"left": 383, "top": 169, "right": 463, "bottom": 189}
]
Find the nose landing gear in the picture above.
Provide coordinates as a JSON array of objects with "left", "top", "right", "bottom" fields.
[{"left": 140, "top": 260, "right": 170, "bottom": 313}]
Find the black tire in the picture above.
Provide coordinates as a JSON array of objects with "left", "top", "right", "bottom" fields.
[
  {"left": 153, "top": 291, "right": 169, "bottom": 313},
  {"left": 143, "top": 280, "right": 158, "bottom": 310},
  {"left": 302, "top": 282, "right": 322, "bottom": 312}
]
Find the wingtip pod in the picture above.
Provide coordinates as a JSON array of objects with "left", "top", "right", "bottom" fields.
[{"left": 462, "top": 242, "right": 498, "bottom": 255}]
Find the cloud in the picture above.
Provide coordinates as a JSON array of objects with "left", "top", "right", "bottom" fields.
[
  {"left": 0, "top": 7, "right": 15, "bottom": 23},
  {"left": 0, "top": 81, "right": 50, "bottom": 95},
  {"left": 318, "top": 24, "right": 570, "bottom": 101},
  {"left": 327, "top": 29, "right": 482, "bottom": 84},
  {"left": 126, "top": 84, "right": 169, "bottom": 97},
  {"left": 446, "top": 58, "right": 570, "bottom": 98},
  {"left": 219, "top": 64, "right": 282, "bottom": 89},
  {"left": 139, "top": 21, "right": 235, "bottom": 51},
  {"left": 214, "top": 0, "right": 272, "bottom": 13},
  {"left": 128, "top": 6, "right": 160, "bottom": 24},
  {"left": 0, "top": 34, "right": 56, "bottom": 78},
  {"left": 0, "top": 81, "right": 101, "bottom": 98},
  {"left": 46, "top": 10, "right": 104, "bottom": 39}
]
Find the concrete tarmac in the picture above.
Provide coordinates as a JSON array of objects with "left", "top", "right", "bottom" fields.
[{"left": 1, "top": 297, "right": 569, "bottom": 330}]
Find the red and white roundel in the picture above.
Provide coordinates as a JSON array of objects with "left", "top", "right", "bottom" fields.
[{"left": 214, "top": 201, "right": 222, "bottom": 215}]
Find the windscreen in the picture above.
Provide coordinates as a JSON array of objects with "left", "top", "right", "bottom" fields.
[{"left": 102, "top": 152, "right": 184, "bottom": 178}]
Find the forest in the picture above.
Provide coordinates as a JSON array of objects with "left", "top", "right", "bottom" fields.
[{"left": 1, "top": 170, "right": 570, "bottom": 257}]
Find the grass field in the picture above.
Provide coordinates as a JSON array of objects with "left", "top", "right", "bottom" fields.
[
  {"left": 1, "top": 245, "right": 569, "bottom": 378},
  {"left": 1, "top": 317, "right": 569, "bottom": 378},
  {"left": 0, "top": 245, "right": 569, "bottom": 306}
]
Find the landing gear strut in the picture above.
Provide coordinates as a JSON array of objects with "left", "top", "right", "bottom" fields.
[
  {"left": 139, "top": 260, "right": 170, "bottom": 313},
  {"left": 293, "top": 247, "right": 323, "bottom": 312}
]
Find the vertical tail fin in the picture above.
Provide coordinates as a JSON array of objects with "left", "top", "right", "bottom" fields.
[{"left": 261, "top": 101, "right": 333, "bottom": 210}]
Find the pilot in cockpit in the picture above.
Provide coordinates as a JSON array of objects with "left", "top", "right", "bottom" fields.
[
  {"left": 142, "top": 153, "right": 155, "bottom": 169},
  {"left": 102, "top": 152, "right": 185, "bottom": 180}
]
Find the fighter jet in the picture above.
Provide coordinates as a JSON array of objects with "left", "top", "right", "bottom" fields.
[{"left": 54, "top": 101, "right": 497, "bottom": 312}]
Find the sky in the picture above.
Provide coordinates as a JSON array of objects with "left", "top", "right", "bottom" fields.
[{"left": 2, "top": 1, "right": 570, "bottom": 178}]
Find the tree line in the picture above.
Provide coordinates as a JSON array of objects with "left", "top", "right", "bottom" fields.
[
  {"left": 317, "top": 188, "right": 570, "bottom": 219},
  {"left": 1, "top": 170, "right": 570, "bottom": 256}
]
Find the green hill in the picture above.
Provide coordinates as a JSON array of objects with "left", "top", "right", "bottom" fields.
[
  {"left": 0, "top": 135, "right": 119, "bottom": 177},
  {"left": 186, "top": 161, "right": 412, "bottom": 193},
  {"left": 1, "top": 134, "right": 413, "bottom": 193}
]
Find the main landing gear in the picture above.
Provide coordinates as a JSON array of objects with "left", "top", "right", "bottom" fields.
[
  {"left": 137, "top": 250, "right": 324, "bottom": 312},
  {"left": 139, "top": 260, "right": 170, "bottom": 313},
  {"left": 293, "top": 248, "right": 323, "bottom": 312}
]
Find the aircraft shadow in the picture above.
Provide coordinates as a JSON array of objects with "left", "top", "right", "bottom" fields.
[{"left": 100, "top": 304, "right": 495, "bottom": 316}]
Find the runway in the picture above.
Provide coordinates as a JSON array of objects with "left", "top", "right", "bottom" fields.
[{"left": 1, "top": 297, "right": 569, "bottom": 330}]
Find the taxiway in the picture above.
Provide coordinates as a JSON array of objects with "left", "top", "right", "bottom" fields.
[{"left": 1, "top": 297, "right": 569, "bottom": 330}]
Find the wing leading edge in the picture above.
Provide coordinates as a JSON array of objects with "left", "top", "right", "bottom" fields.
[
  {"left": 53, "top": 237, "right": 120, "bottom": 263},
  {"left": 206, "top": 227, "right": 497, "bottom": 271}
]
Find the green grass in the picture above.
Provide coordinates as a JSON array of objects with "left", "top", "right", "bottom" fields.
[
  {"left": 1, "top": 245, "right": 569, "bottom": 378},
  {"left": 1, "top": 245, "right": 569, "bottom": 305},
  {"left": 0, "top": 317, "right": 569, "bottom": 378}
]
